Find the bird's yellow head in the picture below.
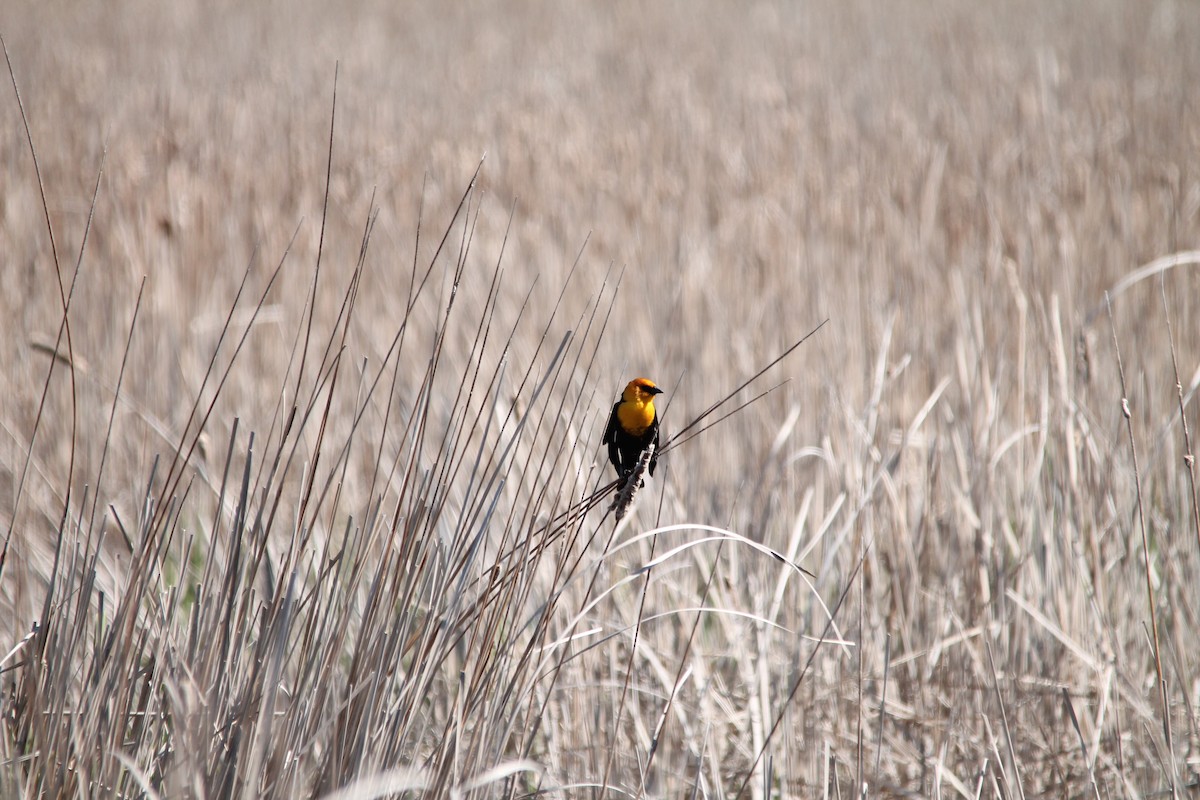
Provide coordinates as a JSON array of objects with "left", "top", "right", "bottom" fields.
[
  {"left": 622, "top": 377, "right": 664, "bottom": 407},
  {"left": 616, "top": 377, "right": 663, "bottom": 437}
]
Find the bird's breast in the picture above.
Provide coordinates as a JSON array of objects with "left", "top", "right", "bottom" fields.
[{"left": 617, "top": 401, "right": 655, "bottom": 437}]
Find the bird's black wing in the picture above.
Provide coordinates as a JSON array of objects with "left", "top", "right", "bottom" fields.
[
  {"left": 603, "top": 401, "right": 623, "bottom": 474},
  {"left": 647, "top": 413, "right": 661, "bottom": 475}
]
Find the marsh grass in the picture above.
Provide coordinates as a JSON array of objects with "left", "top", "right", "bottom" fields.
[{"left": 3, "top": 1, "right": 1200, "bottom": 797}]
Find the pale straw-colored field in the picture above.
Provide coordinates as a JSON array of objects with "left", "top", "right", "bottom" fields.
[{"left": 2, "top": 1, "right": 1199, "bottom": 796}]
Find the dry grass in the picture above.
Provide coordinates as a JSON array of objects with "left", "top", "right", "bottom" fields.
[{"left": 2, "top": 0, "right": 1200, "bottom": 796}]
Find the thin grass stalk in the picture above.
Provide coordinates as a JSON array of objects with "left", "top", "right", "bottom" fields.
[
  {"left": 1159, "top": 281, "right": 1200, "bottom": 560},
  {"left": 1105, "top": 293, "right": 1177, "bottom": 796}
]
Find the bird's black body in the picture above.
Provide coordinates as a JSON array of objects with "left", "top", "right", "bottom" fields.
[{"left": 603, "top": 401, "right": 661, "bottom": 478}]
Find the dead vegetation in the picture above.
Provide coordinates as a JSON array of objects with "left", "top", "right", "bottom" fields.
[{"left": 2, "top": 1, "right": 1200, "bottom": 796}]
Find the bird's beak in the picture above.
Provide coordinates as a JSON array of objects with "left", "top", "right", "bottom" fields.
[{"left": 649, "top": 386, "right": 664, "bottom": 395}]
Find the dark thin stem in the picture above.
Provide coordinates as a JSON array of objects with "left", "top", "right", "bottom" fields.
[
  {"left": 1105, "top": 292, "right": 1175, "bottom": 794},
  {"left": 667, "top": 319, "right": 827, "bottom": 446}
]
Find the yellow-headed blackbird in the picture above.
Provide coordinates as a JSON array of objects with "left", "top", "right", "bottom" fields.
[{"left": 603, "top": 377, "right": 663, "bottom": 478}]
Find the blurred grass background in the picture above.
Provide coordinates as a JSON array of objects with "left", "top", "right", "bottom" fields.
[{"left": 2, "top": 0, "right": 1199, "bottom": 796}]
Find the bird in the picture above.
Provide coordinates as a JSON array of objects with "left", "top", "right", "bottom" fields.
[{"left": 603, "top": 377, "right": 663, "bottom": 479}]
